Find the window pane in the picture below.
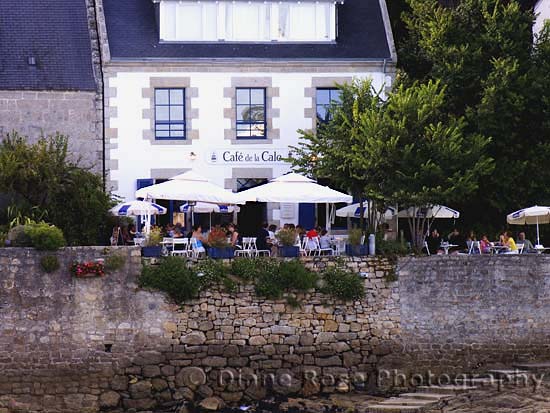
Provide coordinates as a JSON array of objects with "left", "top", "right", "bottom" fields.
[
  {"left": 155, "top": 89, "right": 169, "bottom": 105},
  {"left": 249, "top": 105, "right": 265, "bottom": 121},
  {"left": 171, "top": 130, "right": 185, "bottom": 138},
  {"left": 156, "top": 123, "right": 170, "bottom": 130},
  {"left": 170, "top": 89, "right": 184, "bottom": 105},
  {"left": 236, "top": 89, "right": 250, "bottom": 104},
  {"left": 170, "top": 105, "right": 184, "bottom": 120},
  {"left": 250, "top": 123, "right": 265, "bottom": 137},
  {"left": 317, "top": 106, "right": 328, "bottom": 122},
  {"left": 316, "top": 89, "right": 330, "bottom": 105},
  {"left": 237, "top": 106, "right": 249, "bottom": 121},
  {"left": 330, "top": 89, "right": 342, "bottom": 103},
  {"left": 156, "top": 130, "right": 170, "bottom": 138},
  {"left": 156, "top": 106, "right": 170, "bottom": 121},
  {"left": 170, "top": 124, "right": 185, "bottom": 131},
  {"left": 250, "top": 89, "right": 265, "bottom": 105}
]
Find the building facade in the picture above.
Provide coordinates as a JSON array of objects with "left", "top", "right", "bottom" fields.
[
  {"left": 535, "top": 0, "right": 550, "bottom": 34},
  {"left": 98, "top": 0, "right": 396, "bottom": 232},
  {"left": 0, "top": 0, "right": 103, "bottom": 173}
]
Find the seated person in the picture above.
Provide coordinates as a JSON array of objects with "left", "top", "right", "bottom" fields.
[
  {"left": 502, "top": 231, "right": 518, "bottom": 254},
  {"left": 426, "top": 229, "right": 442, "bottom": 255},
  {"left": 305, "top": 227, "right": 320, "bottom": 250},
  {"left": 256, "top": 223, "right": 271, "bottom": 251},
  {"left": 479, "top": 235, "right": 492, "bottom": 254},
  {"left": 517, "top": 232, "right": 534, "bottom": 252},
  {"left": 319, "top": 229, "right": 332, "bottom": 250},
  {"left": 227, "top": 224, "right": 240, "bottom": 247},
  {"left": 448, "top": 228, "right": 466, "bottom": 253}
]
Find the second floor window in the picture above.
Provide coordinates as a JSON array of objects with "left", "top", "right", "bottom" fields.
[
  {"left": 155, "top": 88, "right": 185, "bottom": 139},
  {"left": 236, "top": 88, "right": 266, "bottom": 139},
  {"left": 316, "top": 88, "right": 342, "bottom": 123}
]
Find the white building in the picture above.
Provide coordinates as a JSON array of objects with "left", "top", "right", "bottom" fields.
[
  {"left": 98, "top": 0, "right": 396, "bottom": 234},
  {"left": 535, "top": 0, "right": 550, "bottom": 34}
]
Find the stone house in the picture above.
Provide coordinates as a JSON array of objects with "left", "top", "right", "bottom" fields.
[
  {"left": 0, "top": 0, "right": 104, "bottom": 174},
  {"left": 96, "top": 0, "right": 396, "bottom": 232}
]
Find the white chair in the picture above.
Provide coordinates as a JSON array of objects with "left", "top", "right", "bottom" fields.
[
  {"left": 171, "top": 238, "right": 191, "bottom": 257},
  {"left": 235, "top": 237, "right": 253, "bottom": 257},
  {"left": 250, "top": 237, "right": 271, "bottom": 257},
  {"left": 360, "top": 235, "right": 366, "bottom": 245},
  {"left": 314, "top": 237, "right": 334, "bottom": 256},
  {"left": 516, "top": 243, "right": 524, "bottom": 254},
  {"left": 424, "top": 241, "right": 431, "bottom": 256},
  {"left": 332, "top": 236, "right": 347, "bottom": 256},
  {"left": 299, "top": 237, "right": 309, "bottom": 256},
  {"left": 190, "top": 237, "right": 206, "bottom": 258}
]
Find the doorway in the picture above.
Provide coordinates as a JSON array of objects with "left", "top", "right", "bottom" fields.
[{"left": 236, "top": 178, "right": 267, "bottom": 236}]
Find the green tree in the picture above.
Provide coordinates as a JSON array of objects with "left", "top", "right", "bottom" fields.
[
  {"left": 290, "top": 79, "right": 493, "bottom": 250},
  {"left": 400, "top": 0, "right": 550, "bottom": 231},
  {"left": 356, "top": 80, "right": 492, "bottom": 248},
  {"left": 289, "top": 79, "right": 385, "bottom": 231},
  {"left": 0, "top": 132, "right": 114, "bottom": 245}
]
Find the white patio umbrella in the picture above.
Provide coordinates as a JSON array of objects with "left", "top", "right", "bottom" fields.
[
  {"left": 237, "top": 173, "right": 352, "bottom": 204},
  {"left": 397, "top": 205, "right": 460, "bottom": 219},
  {"left": 179, "top": 202, "right": 240, "bottom": 214},
  {"left": 109, "top": 200, "right": 167, "bottom": 234},
  {"left": 237, "top": 172, "right": 352, "bottom": 230},
  {"left": 336, "top": 203, "right": 396, "bottom": 221},
  {"left": 507, "top": 205, "right": 550, "bottom": 246},
  {"left": 135, "top": 171, "right": 243, "bottom": 205},
  {"left": 180, "top": 202, "right": 240, "bottom": 229}
]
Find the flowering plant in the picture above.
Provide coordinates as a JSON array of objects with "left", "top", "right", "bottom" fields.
[{"left": 70, "top": 261, "right": 105, "bottom": 278}]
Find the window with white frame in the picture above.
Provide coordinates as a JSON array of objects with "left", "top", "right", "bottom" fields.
[{"left": 159, "top": 1, "right": 338, "bottom": 42}]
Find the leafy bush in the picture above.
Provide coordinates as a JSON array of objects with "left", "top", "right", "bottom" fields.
[
  {"left": 275, "top": 228, "right": 297, "bottom": 246},
  {"left": 7, "top": 225, "right": 32, "bottom": 247},
  {"left": 194, "top": 259, "right": 235, "bottom": 291},
  {"left": 255, "top": 260, "right": 317, "bottom": 300},
  {"left": 145, "top": 227, "right": 163, "bottom": 247},
  {"left": 231, "top": 257, "right": 274, "bottom": 281},
  {"left": 0, "top": 132, "right": 115, "bottom": 245},
  {"left": 321, "top": 267, "right": 365, "bottom": 302},
  {"left": 25, "top": 223, "right": 66, "bottom": 251},
  {"left": 376, "top": 238, "right": 408, "bottom": 257},
  {"left": 139, "top": 257, "right": 200, "bottom": 303},
  {"left": 348, "top": 228, "right": 364, "bottom": 246},
  {"left": 207, "top": 227, "right": 230, "bottom": 248},
  {"left": 40, "top": 255, "right": 60, "bottom": 273},
  {"left": 104, "top": 254, "right": 126, "bottom": 272}
]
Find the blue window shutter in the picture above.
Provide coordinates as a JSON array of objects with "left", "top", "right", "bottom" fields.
[{"left": 298, "top": 203, "right": 315, "bottom": 230}]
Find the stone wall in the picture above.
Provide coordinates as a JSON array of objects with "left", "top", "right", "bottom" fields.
[
  {"left": 383, "top": 255, "right": 550, "bottom": 380},
  {"left": 0, "top": 249, "right": 397, "bottom": 412},
  {"left": 0, "top": 91, "right": 103, "bottom": 172}
]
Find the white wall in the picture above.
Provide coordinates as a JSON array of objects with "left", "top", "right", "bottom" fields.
[
  {"left": 108, "top": 69, "right": 390, "bottom": 225},
  {"left": 535, "top": 0, "right": 550, "bottom": 35}
]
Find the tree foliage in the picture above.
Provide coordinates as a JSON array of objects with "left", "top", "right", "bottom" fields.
[
  {"left": 0, "top": 132, "right": 114, "bottom": 245},
  {"left": 400, "top": 0, "right": 550, "bottom": 231},
  {"left": 289, "top": 78, "right": 493, "bottom": 249}
]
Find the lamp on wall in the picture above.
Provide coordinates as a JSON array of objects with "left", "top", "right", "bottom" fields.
[{"left": 189, "top": 152, "right": 197, "bottom": 161}]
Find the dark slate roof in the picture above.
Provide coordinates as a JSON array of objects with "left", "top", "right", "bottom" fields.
[
  {"left": 103, "top": 0, "right": 391, "bottom": 61},
  {"left": 0, "top": 0, "right": 97, "bottom": 91}
]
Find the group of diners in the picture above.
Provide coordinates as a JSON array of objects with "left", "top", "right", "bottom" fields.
[{"left": 425, "top": 228, "right": 537, "bottom": 255}]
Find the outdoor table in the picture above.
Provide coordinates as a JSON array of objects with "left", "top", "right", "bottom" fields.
[
  {"left": 534, "top": 246, "right": 550, "bottom": 254},
  {"left": 440, "top": 243, "right": 458, "bottom": 255},
  {"left": 133, "top": 238, "right": 146, "bottom": 246},
  {"left": 489, "top": 245, "right": 509, "bottom": 254}
]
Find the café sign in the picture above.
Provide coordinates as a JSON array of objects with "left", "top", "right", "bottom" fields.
[{"left": 207, "top": 148, "right": 290, "bottom": 165}]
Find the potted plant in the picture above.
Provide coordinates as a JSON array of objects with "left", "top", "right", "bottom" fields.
[
  {"left": 207, "top": 227, "right": 234, "bottom": 259},
  {"left": 141, "top": 227, "right": 163, "bottom": 257},
  {"left": 345, "top": 228, "right": 368, "bottom": 256},
  {"left": 276, "top": 228, "right": 300, "bottom": 257}
]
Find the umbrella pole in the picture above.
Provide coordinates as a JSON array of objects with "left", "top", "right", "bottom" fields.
[
  {"left": 209, "top": 213, "right": 212, "bottom": 230},
  {"left": 537, "top": 217, "right": 540, "bottom": 245}
]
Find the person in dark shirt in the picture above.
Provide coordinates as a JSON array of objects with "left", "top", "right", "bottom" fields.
[
  {"left": 256, "top": 222, "right": 271, "bottom": 251},
  {"left": 426, "top": 229, "right": 442, "bottom": 255},
  {"left": 448, "top": 228, "right": 466, "bottom": 252}
]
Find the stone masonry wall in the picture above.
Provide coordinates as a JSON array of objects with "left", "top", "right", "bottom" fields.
[
  {"left": 382, "top": 255, "right": 550, "bottom": 382},
  {"left": 0, "top": 249, "right": 397, "bottom": 412},
  {"left": 0, "top": 91, "right": 103, "bottom": 172}
]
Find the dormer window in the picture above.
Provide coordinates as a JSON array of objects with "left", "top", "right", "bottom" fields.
[{"left": 159, "top": 0, "right": 340, "bottom": 43}]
